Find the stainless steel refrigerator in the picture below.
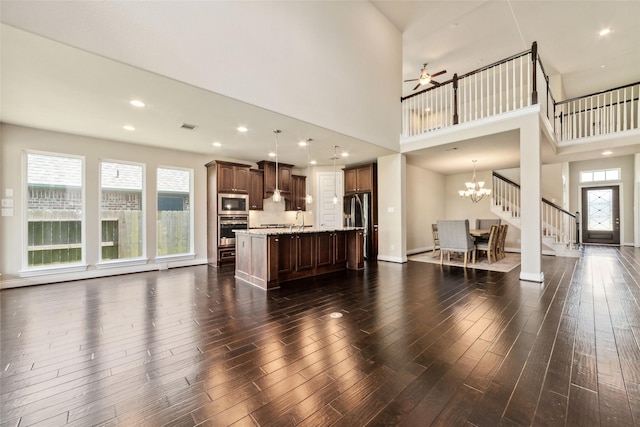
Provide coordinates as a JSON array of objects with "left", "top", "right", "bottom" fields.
[{"left": 344, "top": 192, "right": 374, "bottom": 259}]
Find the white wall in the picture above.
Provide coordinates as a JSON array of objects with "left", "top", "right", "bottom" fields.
[
  {"left": 406, "top": 164, "right": 445, "bottom": 254},
  {"left": 0, "top": 124, "right": 212, "bottom": 287},
  {"left": 1, "top": 2, "right": 402, "bottom": 152}
]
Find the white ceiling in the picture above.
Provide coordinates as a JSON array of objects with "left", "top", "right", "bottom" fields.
[{"left": 1, "top": 1, "right": 639, "bottom": 175}]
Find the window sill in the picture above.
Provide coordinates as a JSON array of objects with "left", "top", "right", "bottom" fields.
[
  {"left": 96, "top": 258, "right": 149, "bottom": 270},
  {"left": 19, "top": 264, "right": 89, "bottom": 278},
  {"left": 154, "top": 253, "right": 196, "bottom": 263}
]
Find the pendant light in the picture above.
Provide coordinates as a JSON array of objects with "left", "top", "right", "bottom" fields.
[
  {"left": 273, "top": 130, "right": 282, "bottom": 202},
  {"left": 332, "top": 145, "right": 338, "bottom": 204},
  {"left": 305, "top": 138, "right": 313, "bottom": 204}
]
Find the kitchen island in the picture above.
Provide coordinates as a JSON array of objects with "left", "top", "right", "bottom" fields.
[{"left": 234, "top": 227, "right": 364, "bottom": 290}]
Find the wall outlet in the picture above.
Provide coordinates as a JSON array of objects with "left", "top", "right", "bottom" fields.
[{"left": 390, "top": 244, "right": 395, "bottom": 251}]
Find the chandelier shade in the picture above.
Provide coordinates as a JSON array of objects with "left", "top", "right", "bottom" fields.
[
  {"left": 459, "top": 160, "right": 491, "bottom": 203},
  {"left": 273, "top": 130, "right": 282, "bottom": 202}
]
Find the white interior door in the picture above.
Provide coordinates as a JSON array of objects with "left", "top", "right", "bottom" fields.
[{"left": 317, "top": 172, "right": 343, "bottom": 229}]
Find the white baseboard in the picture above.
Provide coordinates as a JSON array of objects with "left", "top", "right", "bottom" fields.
[
  {"left": 377, "top": 255, "right": 408, "bottom": 263},
  {"left": 407, "top": 246, "right": 433, "bottom": 255},
  {"left": 0, "top": 258, "right": 208, "bottom": 289}
]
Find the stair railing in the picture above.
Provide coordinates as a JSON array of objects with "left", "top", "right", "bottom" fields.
[{"left": 493, "top": 172, "right": 579, "bottom": 250}]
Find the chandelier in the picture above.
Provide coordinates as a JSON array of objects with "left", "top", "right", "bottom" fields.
[{"left": 459, "top": 160, "right": 491, "bottom": 203}]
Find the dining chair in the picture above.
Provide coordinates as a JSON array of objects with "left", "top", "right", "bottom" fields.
[
  {"left": 431, "top": 224, "right": 440, "bottom": 257},
  {"left": 496, "top": 224, "right": 508, "bottom": 260},
  {"left": 475, "top": 224, "right": 499, "bottom": 263},
  {"left": 437, "top": 220, "right": 476, "bottom": 267},
  {"left": 475, "top": 218, "right": 501, "bottom": 230}
]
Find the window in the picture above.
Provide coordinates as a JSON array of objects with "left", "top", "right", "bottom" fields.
[
  {"left": 156, "top": 167, "right": 192, "bottom": 256},
  {"left": 26, "top": 152, "right": 84, "bottom": 267},
  {"left": 580, "top": 168, "right": 621, "bottom": 183},
  {"left": 100, "top": 161, "right": 144, "bottom": 261}
]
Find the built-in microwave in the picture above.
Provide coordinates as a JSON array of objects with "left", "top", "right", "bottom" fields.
[{"left": 218, "top": 193, "right": 249, "bottom": 215}]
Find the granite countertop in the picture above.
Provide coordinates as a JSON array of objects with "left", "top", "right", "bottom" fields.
[{"left": 235, "top": 226, "right": 364, "bottom": 235}]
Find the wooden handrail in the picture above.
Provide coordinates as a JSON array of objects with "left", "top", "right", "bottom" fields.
[
  {"left": 555, "top": 81, "right": 640, "bottom": 106},
  {"left": 493, "top": 171, "right": 575, "bottom": 217},
  {"left": 401, "top": 45, "right": 533, "bottom": 102},
  {"left": 556, "top": 96, "right": 640, "bottom": 117}
]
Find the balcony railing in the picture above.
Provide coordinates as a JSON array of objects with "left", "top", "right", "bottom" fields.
[
  {"left": 554, "top": 82, "right": 640, "bottom": 141},
  {"left": 401, "top": 41, "right": 638, "bottom": 143}
]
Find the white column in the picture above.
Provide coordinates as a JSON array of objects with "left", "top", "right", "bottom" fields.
[
  {"left": 377, "top": 153, "right": 407, "bottom": 263},
  {"left": 634, "top": 153, "right": 640, "bottom": 247},
  {"left": 519, "top": 116, "right": 544, "bottom": 282}
]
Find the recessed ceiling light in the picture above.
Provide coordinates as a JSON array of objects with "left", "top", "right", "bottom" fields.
[
  {"left": 123, "top": 125, "right": 135, "bottom": 131},
  {"left": 600, "top": 64, "right": 606, "bottom": 69},
  {"left": 212, "top": 142, "right": 222, "bottom": 147},
  {"left": 425, "top": 108, "right": 431, "bottom": 112},
  {"left": 310, "top": 160, "right": 317, "bottom": 165},
  {"left": 237, "top": 126, "right": 248, "bottom": 132},
  {"left": 341, "top": 152, "right": 349, "bottom": 157},
  {"left": 129, "top": 99, "right": 145, "bottom": 108},
  {"left": 599, "top": 28, "right": 611, "bottom": 36},
  {"left": 268, "top": 152, "right": 276, "bottom": 157},
  {"left": 298, "top": 141, "right": 307, "bottom": 147},
  {"left": 449, "top": 22, "right": 458, "bottom": 29},
  {"left": 602, "top": 150, "right": 612, "bottom": 155}
]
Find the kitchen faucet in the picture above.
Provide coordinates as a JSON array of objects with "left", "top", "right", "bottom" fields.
[{"left": 296, "top": 210, "right": 305, "bottom": 230}]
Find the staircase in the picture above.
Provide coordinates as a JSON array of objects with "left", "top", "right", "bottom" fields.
[{"left": 491, "top": 172, "right": 581, "bottom": 258}]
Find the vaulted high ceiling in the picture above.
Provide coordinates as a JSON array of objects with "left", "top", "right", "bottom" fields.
[{"left": 1, "top": 1, "right": 638, "bottom": 174}]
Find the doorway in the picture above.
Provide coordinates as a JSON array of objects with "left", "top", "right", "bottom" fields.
[{"left": 581, "top": 185, "right": 620, "bottom": 245}]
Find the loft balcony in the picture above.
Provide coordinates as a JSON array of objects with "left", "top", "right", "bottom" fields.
[{"left": 400, "top": 42, "right": 640, "bottom": 149}]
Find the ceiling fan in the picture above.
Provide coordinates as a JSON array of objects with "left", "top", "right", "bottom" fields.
[{"left": 404, "top": 63, "right": 447, "bottom": 91}]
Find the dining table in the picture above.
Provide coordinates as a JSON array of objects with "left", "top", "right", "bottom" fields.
[{"left": 470, "top": 229, "right": 490, "bottom": 238}]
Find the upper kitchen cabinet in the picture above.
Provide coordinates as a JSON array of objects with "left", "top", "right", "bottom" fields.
[
  {"left": 249, "top": 169, "right": 264, "bottom": 210},
  {"left": 288, "top": 175, "right": 306, "bottom": 211},
  {"left": 344, "top": 163, "right": 376, "bottom": 194},
  {"left": 217, "top": 161, "right": 250, "bottom": 193},
  {"left": 257, "top": 160, "right": 293, "bottom": 197}
]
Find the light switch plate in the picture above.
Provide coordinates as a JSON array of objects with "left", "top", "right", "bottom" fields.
[
  {"left": 5, "top": 188, "right": 13, "bottom": 197},
  {"left": 1, "top": 208, "right": 14, "bottom": 216},
  {"left": 2, "top": 199, "right": 14, "bottom": 207}
]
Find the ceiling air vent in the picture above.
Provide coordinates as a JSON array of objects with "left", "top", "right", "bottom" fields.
[{"left": 181, "top": 123, "right": 198, "bottom": 130}]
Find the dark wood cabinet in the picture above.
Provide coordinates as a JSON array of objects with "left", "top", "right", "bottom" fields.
[
  {"left": 249, "top": 169, "right": 264, "bottom": 210},
  {"left": 288, "top": 175, "right": 306, "bottom": 211},
  {"left": 237, "top": 229, "right": 362, "bottom": 290},
  {"left": 296, "top": 234, "right": 315, "bottom": 271},
  {"left": 277, "top": 235, "right": 296, "bottom": 275},
  {"left": 217, "top": 161, "right": 250, "bottom": 193},
  {"left": 316, "top": 232, "right": 333, "bottom": 267},
  {"left": 334, "top": 231, "right": 348, "bottom": 264},
  {"left": 344, "top": 163, "right": 376, "bottom": 194},
  {"left": 347, "top": 230, "right": 364, "bottom": 270},
  {"left": 257, "top": 160, "right": 293, "bottom": 197}
]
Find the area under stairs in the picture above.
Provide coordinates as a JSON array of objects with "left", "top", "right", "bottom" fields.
[{"left": 491, "top": 172, "right": 581, "bottom": 258}]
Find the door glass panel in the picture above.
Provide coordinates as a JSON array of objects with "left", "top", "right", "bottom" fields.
[{"left": 587, "top": 189, "right": 612, "bottom": 231}]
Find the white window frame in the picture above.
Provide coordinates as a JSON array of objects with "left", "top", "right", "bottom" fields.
[
  {"left": 155, "top": 165, "right": 195, "bottom": 262},
  {"left": 20, "top": 150, "right": 88, "bottom": 277},
  {"left": 579, "top": 168, "right": 622, "bottom": 184},
  {"left": 97, "top": 159, "right": 148, "bottom": 268}
]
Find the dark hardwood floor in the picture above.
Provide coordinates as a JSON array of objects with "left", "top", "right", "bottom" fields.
[{"left": 1, "top": 246, "right": 639, "bottom": 426}]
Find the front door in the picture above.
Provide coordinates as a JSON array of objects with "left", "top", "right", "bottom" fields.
[{"left": 581, "top": 185, "right": 620, "bottom": 245}]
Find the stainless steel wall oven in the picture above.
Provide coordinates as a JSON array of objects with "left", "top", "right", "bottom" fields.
[{"left": 218, "top": 216, "right": 248, "bottom": 247}]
